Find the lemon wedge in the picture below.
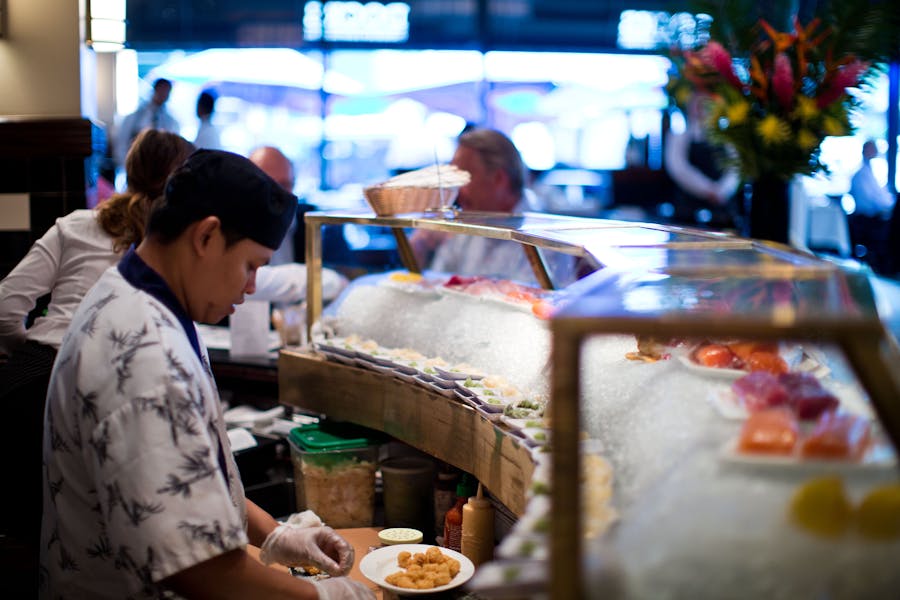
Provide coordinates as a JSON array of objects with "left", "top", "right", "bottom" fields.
[
  {"left": 856, "top": 483, "right": 900, "bottom": 541},
  {"left": 788, "top": 476, "right": 853, "bottom": 538},
  {"left": 388, "top": 271, "right": 423, "bottom": 283}
]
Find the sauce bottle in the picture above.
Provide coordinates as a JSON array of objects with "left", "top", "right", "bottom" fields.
[
  {"left": 433, "top": 463, "right": 460, "bottom": 540},
  {"left": 461, "top": 482, "right": 494, "bottom": 566},
  {"left": 442, "top": 474, "right": 474, "bottom": 552}
]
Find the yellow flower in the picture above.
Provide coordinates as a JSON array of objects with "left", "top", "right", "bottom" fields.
[
  {"left": 796, "top": 129, "right": 820, "bottom": 150},
  {"left": 822, "top": 116, "right": 847, "bottom": 136},
  {"left": 794, "top": 95, "right": 818, "bottom": 121},
  {"left": 756, "top": 114, "right": 791, "bottom": 145},
  {"left": 725, "top": 101, "right": 750, "bottom": 125}
]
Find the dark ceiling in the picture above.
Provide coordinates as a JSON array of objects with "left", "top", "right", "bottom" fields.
[{"left": 126, "top": 0, "right": 696, "bottom": 52}]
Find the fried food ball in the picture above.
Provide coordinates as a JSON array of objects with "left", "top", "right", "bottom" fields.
[
  {"left": 447, "top": 557, "right": 460, "bottom": 577},
  {"left": 386, "top": 546, "right": 458, "bottom": 589}
]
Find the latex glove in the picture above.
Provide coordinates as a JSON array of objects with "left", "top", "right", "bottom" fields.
[
  {"left": 259, "top": 524, "right": 354, "bottom": 576},
  {"left": 284, "top": 509, "right": 324, "bottom": 529},
  {"left": 309, "top": 577, "right": 376, "bottom": 600}
]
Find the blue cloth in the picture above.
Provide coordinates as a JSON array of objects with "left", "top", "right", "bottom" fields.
[{"left": 117, "top": 247, "right": 202, "bottom": 362}]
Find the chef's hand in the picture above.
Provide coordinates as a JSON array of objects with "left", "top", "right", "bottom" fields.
[
  {"left": 309, "top": 577, "right": 375, "bottom": 600},
  {"left": 259, "top": 524, "right": 354, "bottom": 576}
]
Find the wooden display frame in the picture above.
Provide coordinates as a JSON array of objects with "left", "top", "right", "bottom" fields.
[
  {"left": 278, "top": 349, "right": 535, "bottom": 516},
  {"left": 291, "top": 209, "right": 900, "bottom": 600}
]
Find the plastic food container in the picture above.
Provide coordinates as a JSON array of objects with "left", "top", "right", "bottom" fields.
[{"left": 288, "top": 423, "right": 382, "bottom": 528}]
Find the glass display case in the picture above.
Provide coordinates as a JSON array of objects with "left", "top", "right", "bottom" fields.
[
  {"left": 295, "top": 209, "right": 900, "bottom": 598},
  {"left": 550, "top": 250, "right": 900, "bottom": 598}
]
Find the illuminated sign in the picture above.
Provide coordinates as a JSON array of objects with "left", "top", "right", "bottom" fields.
[
  {"left": 304, "top": 1, "right": 410, "bottom": 43},
  {"left": 617, "top": 10, "right": 711, "bottom": 51}
]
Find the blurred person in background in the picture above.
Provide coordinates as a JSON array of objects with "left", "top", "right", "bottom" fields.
[
  {"left": 249, "top": 146, "right": 347, "bottom": 301},
  {"left": 194, "top": 90, "right": 224, "bottom": 150},
  {"left": 39, "top": 149, "right": 372, "bottom": 600},
  {"left": 663, "top": 94, "right": 740, "bottom": 229},
  {"left": 848, "top": 139, "right": 896, "bottom": 272},
  {"left": 250, "top": 146, "right": 299, "bottom": 266},
  {"left": 0, "top": 129, "right": 195, "bottom": 590},
  {"left": 850, "top": 140, "right": 894, "bottom": 218},
  {"left": 115, "top": 78, "right": 180, "bottom": 169},
  {"left": 413, "top": 128, "right": 580, "bottom": 287}
]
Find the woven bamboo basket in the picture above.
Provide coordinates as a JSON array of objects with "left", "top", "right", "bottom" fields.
[
  {"left": 364, "top": 184, "right": 460, "bottom": 216},
  {"left": 363, "top": 164, "right": 469, "bottom": 216}
]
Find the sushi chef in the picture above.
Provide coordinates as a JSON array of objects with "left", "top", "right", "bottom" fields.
[{"left": 40, "top": 150, "right": 373, "bottom": 600}]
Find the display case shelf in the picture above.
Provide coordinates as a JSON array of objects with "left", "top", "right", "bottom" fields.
[
  {"left": 278, "top": 350, "right": 535, "bottom": 516},
  {"left": 292, "top": 209, "right": 900, "bottom": 599}
]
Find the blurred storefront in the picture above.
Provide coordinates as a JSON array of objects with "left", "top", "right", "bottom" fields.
[{"left": 100, "top": 1, "right": 896, "bottom": 227}]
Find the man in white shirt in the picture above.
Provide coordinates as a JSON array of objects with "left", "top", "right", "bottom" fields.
[
  {"left": 40, "top": 150, "right": 372, "bottom": 600},
  {"left": 116, "top": 78, "right": 180, "bottom": 168},
  {"left": 250, "top": 146, "right": 300, "bottom": 266},
  {"left": 848, "top": 139, "right": 896, "bottom": 272},
  {"left": 418, "top": 128, "right": 577, "bottom": 287},
  {"left": 850, "top": 140, "right": 894, "bottom": 218}
]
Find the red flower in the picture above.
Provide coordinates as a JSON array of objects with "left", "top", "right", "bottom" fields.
[
  {"left": 772, "top": 53, "right": 794, "bottom": 110},
  {"left": 816, "top": 60, "right": 867, "bottom": 108},
  {"left": 703, "top": 41, "right": 743, "bottom": 90}
]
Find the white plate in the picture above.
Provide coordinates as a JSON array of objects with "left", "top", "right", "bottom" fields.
[
  {"left": 676, "top": 354, "right": 746, "bottom": 380},
  {"left": 455, "top": 390, "right": 481, "bottom": 408},
  {"left": 359, "top": 544, "right": 475, "bottom": 596},
  {"left": 393, "top": 370, "right": 417, "bottom": 384},
  {"left": 315, "top": 342, "right": 357, "bottom": 359},
  {"left": 434, "top": 366, "right": 483, "bottom": 381},
  {"left": 475, "top": 405, "right": 504, "bottom": 421},
  {"left": 708, "top": 382, "right": 875, "bottom": 422},
  {"left": 707, "top": 389, "right": 751, "bottom": 420},
  {"left": 677, "top": 342, "right": 826, "bottom": 381},
  {"left": 319, "top": 350, "right": 358, "bottom": 366},
  {"left": 720, "top": 439, "right": 897, "bottom": 472},
  {"left": 519, "top": 427, "right": 550, "bottom": 446},
  {"left": 427, "top": 380, "right": 458, "bottom": 398}
]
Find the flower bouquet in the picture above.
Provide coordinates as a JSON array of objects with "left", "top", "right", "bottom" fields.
[{"left": 669, "top": 17, "right": 869, "bottom": 182}]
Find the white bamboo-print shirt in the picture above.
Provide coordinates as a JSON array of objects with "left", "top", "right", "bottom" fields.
[{"left": 40, "top": 261, "right": 247, "bottom": 599}]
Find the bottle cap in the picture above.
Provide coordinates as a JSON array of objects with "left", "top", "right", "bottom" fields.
[
  {"left": 456, "top": 473, "right": 477, "bottom": 497},
  {"left": 468, "top": 482, "right": 492, "bottom": 508},
  {"left": 378, "top": 528, "right": 424, "bottom": 545}
]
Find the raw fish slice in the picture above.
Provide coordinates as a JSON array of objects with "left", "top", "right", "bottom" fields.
[
  {"left": 737, "top": 408, "right": 799, "bottom": 454},
  {"left": 800, "top": 412, "right": 871, "bottom": 460},
  {"left": 443, "top": 274, "right": 484, "bottom": 289},
  {"left": 746, "top": 351, "right": 789, "bottom": 375},
  {"left": 694, "top": 344, "right": 740, "bottom": 369},
  {"left": 727, "top": 341, "right": 779, "bottom": 363},
  {"left": 465, "top": 279, "right": 502, "bottom": 296},
  {"left": 778, "top": 372, "right": 839, "bottom": 420},
  {"left": 731, "top": 371, "right": 789, "bottom": 412}
]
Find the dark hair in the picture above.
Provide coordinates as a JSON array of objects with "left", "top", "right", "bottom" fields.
[
  {"left": 197, "top": 91, "right": 216, "bottom": 115},
  {"left": 152, "top": 78, "right": 172, "bottom": 91},
  {"left": 146, "top": 150, "right": 297, "bottom": 250},
  {"left": 95, "top": 129, "right": 195, "bottom": 252},
  {"left": 457, "top": 128, "right": 525, "bottom": 197}
]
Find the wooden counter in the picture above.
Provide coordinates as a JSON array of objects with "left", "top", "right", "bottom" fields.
[{"left": 278, "top": 349, "right": 535, "bottom": 517}]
